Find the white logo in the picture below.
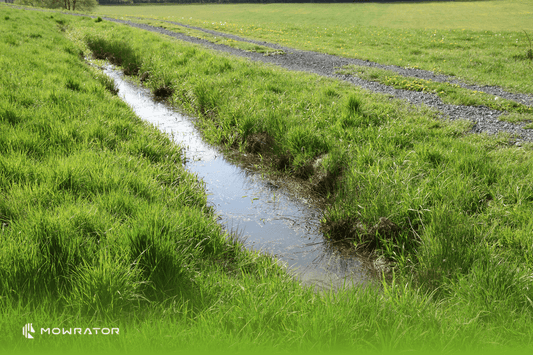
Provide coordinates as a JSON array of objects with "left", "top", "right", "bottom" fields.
[
  {"left": 23, "top": 323, "right": 35, "bottom": 339},
  {"left": 22, "top": 323, "right": 119, "bottom": 338}
]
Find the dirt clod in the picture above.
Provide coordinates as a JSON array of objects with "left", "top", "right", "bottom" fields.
[
  {"left": 295, "top": 162, "right": 314, "bottom": 179},
  {"left": 154, "top": 85, "right": 174, "bottom": 98},
  {"left": 245, "top": 132, "right": 274, "bottom": 154},
  {"left": 139, "top": 71, "right": 150, "bottom": 82},
  {"left": 276, "top": 152, "right": 292, "bottom": 171}
]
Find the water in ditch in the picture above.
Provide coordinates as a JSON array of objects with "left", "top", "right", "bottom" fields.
[{"left": 104, "top": 66, "right": 371, "bottom": 290}]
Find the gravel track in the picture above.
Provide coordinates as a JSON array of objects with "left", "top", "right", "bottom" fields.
[
  {"left": 166, "top": 19, "right": 533, "bottom": 107},
  {"left": 103, "top": 17, "right": 533, "bottom": 143}
]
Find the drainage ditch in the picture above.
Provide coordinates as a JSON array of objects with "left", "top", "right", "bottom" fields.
[{"left": 103, "top": 65, "right": 372, "bottom": 291}]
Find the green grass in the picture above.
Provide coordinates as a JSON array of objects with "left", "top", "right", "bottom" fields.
[
  {"left": 0, "top": 8, "right": 287, "bottom": 353},
  {"left": 95, "top": 1, "right": 533, "bottom": 95},
  {"left": 499, "top": 112, "right": 533, "bottom": 128},
  {"left": 3, "top": 5, "right": 533, "bottom": 354},
  {"left": 337, "top": 64, "right": 533, "bottom": 115}
]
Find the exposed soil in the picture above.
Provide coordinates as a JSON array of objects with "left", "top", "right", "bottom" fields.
[
  {"left": 321, "top": 215, "right": 406, "bottom": 252},
  {"left": 153, "top": 85, "right": 174, "bottom": 99}
]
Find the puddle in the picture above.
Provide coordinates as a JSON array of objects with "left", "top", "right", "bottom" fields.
[{"left": 104, "top": 66, "right": 371, "bottom": 290}]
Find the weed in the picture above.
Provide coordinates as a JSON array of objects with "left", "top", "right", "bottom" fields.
[{"left": 95, "top": 17, "right": 103, "bottom": 23}]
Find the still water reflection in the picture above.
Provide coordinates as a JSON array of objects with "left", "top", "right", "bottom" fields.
[{"left": 104, "top": 66, "right": 370, "bottom": 290}]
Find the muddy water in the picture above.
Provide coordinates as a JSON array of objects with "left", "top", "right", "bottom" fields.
[{"left": 104, "top": 66, "right": 370, "bottom": 290}]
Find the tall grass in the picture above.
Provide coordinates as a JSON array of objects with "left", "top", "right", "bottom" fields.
[{"left": 0, "top": 8, "right": 284, "bottom": 352}]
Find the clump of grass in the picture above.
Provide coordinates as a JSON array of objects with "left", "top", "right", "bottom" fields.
[
  {"left": 85, "top": 34, "right": 142, "bottom": 76},
  {"left": 95, "top": 17, "right": 103, "bottom": 23},
  {"left": 65, "top": 77, "right": 81, "bottom": 91},
  {"left": 346, "top": 94, "right": 362, "bottom": 114}
]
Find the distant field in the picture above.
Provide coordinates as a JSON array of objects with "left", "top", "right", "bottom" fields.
[
  {"left": 95, "top": 1, "right": 533, "bottom": 94},
  {"left": 96, "top": 1, "right": 533, "bottom": 32}
]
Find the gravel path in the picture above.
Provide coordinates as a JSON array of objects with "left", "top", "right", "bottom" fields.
[
  {"left": 103, "top": 17, "right": 533, "bottom": 143},
  {"left": 162, "top": 19, "right": 533, "bottom": 107}
]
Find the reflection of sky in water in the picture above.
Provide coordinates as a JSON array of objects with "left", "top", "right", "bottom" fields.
[{"left": 105, "top": 66, "right": 369, "bottom": 290}]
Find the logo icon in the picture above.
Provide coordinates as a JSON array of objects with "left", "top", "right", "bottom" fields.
[{"left": 23, "top": 323, "right": 35, "bottom": 339}]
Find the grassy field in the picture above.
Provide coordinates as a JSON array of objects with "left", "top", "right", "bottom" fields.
[
  {"left": 96, "top": 1, "right": 533, "bottom": 95},
  {"left": 95, "top": 1, "right": 533, "bottom": 32},
  {"left": 2, "top": 3, "right": 533, "bottom": 355}
]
